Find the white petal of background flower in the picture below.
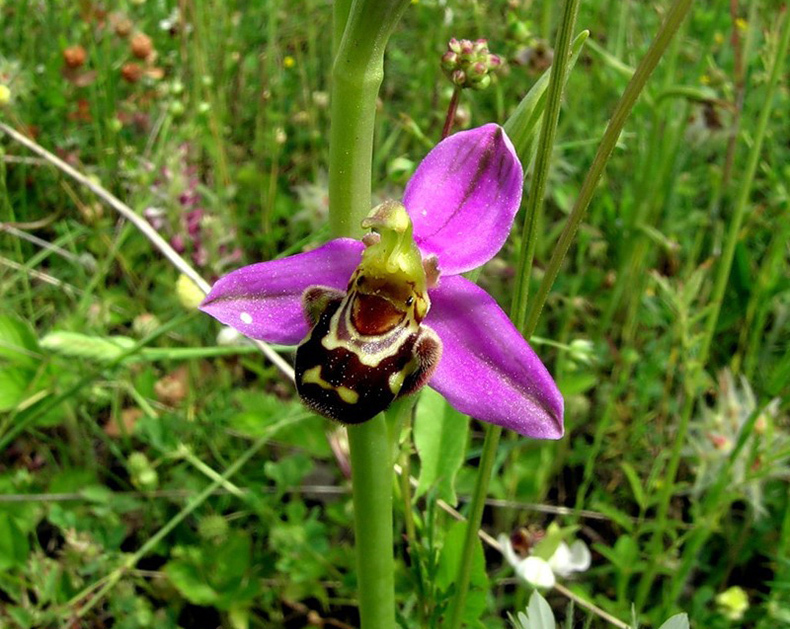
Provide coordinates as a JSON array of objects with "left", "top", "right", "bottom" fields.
[
  {"left": 517, "top": 557, "right": 556, "bottom": 589},
  {"left": 568, "top": 540, "right": 592, "bottom": 572}
]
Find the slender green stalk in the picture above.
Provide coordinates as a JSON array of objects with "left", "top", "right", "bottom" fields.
[
  {"left": 698, "top": 11, "right": 789, "bottom": 366},
  {"left": 445, "top": 422, "right": 501, "bottom": 629},
  {"left": 524, "top": 0, "right": 695, "bottom": 335},
  {"left": 739, "top": 216, "right": 790, "bottom": 377},
  {"left": 328, "top": 3, "right": 409, "bottom": 627},
  {"left": 448, "top": 4, "right": 580, "bottom": 628},
  {"left": 636, "top": 7, "right": 790, "bottom": 609},
  {"left": 511, "top": 0, "right": 581, "bottom": 330}
]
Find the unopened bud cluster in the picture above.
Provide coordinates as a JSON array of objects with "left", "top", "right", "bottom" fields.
[{"left": 441, "top": 38, "right": 501, "bottom": 90}]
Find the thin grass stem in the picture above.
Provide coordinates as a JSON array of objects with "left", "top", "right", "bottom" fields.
[
  {"left": 524, "top": 0, "right": 695, "bottom": 335},
  {"left": 448, "top": 2, "right": 580, "bottom": 627}
]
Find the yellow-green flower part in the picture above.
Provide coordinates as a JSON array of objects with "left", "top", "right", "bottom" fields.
[
  {"left": 0, "top": 84, "right": 11, "bottom": 107},
  {"left": 716, "top": 585, "right": 749, "bottom": 621}
]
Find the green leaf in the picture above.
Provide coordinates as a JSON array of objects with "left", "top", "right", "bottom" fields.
[
  {"left": 557, "top": 372, "right": 597, "bottom": 396},
  {"left": 7, "top": 606, "right": 35, "bottom": 629},
  {"left": 264, "top": 453, "right": 314, "bottom": 495},
  {"left": 436, "top": 521, "right": 490, "bottom": 626},
  {"left": 509, "top": 590, "right": 556, "bottom": 629},
  {"left": 527, "top": 590, "right": 556, "bottom": 629},
  {"left": 436, "top": 521, "right": 489, "bottom": 593},
  {"left": 206, "top": 532, "right": 252, "bottom": 592},
  {"left": 228, "top": 605, "right": 251, "bottom": 629},
  {"left": 414, "top": 388, "right": 469, "bottom": 504},
  {"left": 0, "top": 314, "right": 40, "bottom": 369},
  {"left": 0, "top": 368, "right": 30, "bottom": 411},
  {"left": 589, "top": 500, "right": 635, "bottom": 533},
  {"left": 0, "top": 513, "right": 30, "bottom": 572},
  {"left": 165, "top": 559, "right": 219, "bottom": 606},
  {"left": 594, "top": 535, "right": 640, "bottom": 573},
  {"left": 620, "top": 461, "right": 647, "bottom": 511},
  {"left": 657, "top": 613, "right": 689, "bottom": 629},
  {"left": 0, "top": 315, "right": 45, "bottom": 412}
]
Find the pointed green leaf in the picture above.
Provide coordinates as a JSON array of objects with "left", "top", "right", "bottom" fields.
[
  {"left": 40, "top": 331, "right": 135, "bottom": 363},
  {"left": 620, "top": 461, "right": 647, "bottom": 511},
  {"left": 414, "top": 388, "right": 469, "bottom": 504}
]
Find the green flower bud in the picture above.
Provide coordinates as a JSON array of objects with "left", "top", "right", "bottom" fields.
[
  {"left": 128, "top": 452, "right": 159, "bottom": 491},
  {"left": 441, "top": 51, "right": 458, "bottom": 72}
]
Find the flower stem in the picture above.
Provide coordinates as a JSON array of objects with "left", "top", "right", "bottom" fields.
[
  {"left": 347, "top": 417, "right": 396, "bottom": 629},
  {"left": 328, "top": 2, "right": 410, "bottom": 628},
  {"left": 441, "top": 87, "right": 461, "bottom": 139},
  {"left": 445, "top": 422, "right": 501, "bottom": 629},
  {"left": 329, "top": 0, "right": 410, "bottom": 239}
]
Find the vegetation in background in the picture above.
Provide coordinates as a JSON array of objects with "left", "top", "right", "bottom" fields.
[{"left": 1, "top": 1, "right": 789, "bottom": 627}]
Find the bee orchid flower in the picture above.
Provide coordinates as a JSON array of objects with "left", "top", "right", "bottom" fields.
[{"left": 200, "top": 124, "right": 563, "bottom": 438}]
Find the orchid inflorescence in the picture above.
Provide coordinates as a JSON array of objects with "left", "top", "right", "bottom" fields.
[{"left": 200, "top": 124, "right": 563, "bottom": 439}]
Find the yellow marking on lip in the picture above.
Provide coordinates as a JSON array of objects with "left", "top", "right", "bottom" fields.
[{"left": 302, "top": 365, "right": 359, "bottom": 404}]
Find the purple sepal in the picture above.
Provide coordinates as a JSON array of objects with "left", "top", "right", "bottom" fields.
[
  {"left": 199, "top": 239, "right": 363, "bottom": 345},
  {"left": 403, "top": 124, "right": 523, "bottom": 276},
  {"left": 426, "top": 275, "right": 564, "bottom": 439}
]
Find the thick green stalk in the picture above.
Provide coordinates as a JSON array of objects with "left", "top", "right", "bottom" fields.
[
  {"left": 447, "top": 4, "right": 580, "bottom": 628},
  {"left": 328, "top": 2, "right": 409, "bottom": 628},
  {"left": 333, "top": 0, "right": 353, "bottom": 53},
  {"left": 347, "top": 417, "right": 396, "bottom": 629},
  {"left": 525, "top": 0, "right": 695, "bottom": 335},
  {"left": 329, "top": 0, "right": 410, "bottom": 239},
  {"left": 636, "top": 7, "right": 790, "bottom": 609}
]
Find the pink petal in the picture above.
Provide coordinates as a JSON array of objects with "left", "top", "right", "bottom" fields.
[
  {"left": 403, "top": 124, "right": 523, "bottom": 275},
  {"left": 426, "top": 275, "right": 563, "bottom": 438},
  {"left": 199, "top": 239, "right": 363, "bottom": 344}
]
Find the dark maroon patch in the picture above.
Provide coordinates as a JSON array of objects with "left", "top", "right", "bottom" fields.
[{"left": 351, "top": 293, "right": 405, "bottom": 336}]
